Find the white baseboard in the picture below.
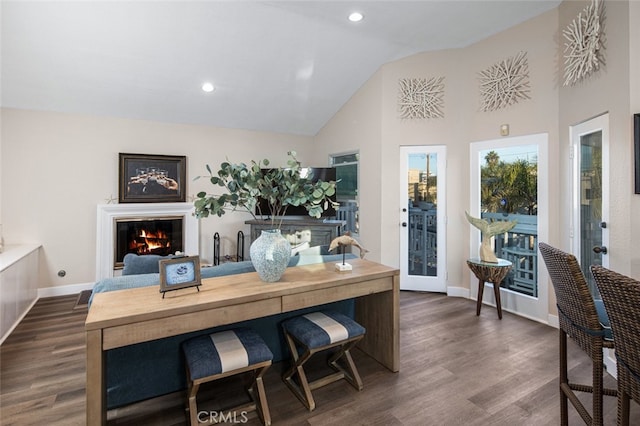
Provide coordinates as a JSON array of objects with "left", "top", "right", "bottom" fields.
[
  {"left": 38, "top": 281, "right": 94, "bottom": 298},
  {"left": 547, "top": 313, "right": 559, "bottom": 329},
  {"left": 447, "top": 286, "right": 470, "bottom": 298}
]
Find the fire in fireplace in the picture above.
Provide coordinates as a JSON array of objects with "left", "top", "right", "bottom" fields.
[{"left": 114, "top": 217, "right": 184, "bottom": 268}]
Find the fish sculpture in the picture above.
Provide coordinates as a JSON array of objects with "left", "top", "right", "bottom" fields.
[
  {"left": 465, "top": 211, "right": 516, "bottom": 263},
  {"left": 329, "top": 232, "right": 369, "bottom": 259}
]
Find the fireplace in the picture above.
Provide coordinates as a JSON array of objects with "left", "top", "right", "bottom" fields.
[
  {"left": 96, "top": 203, "right": 199, "bottom": 280},
  {"left": 114, "top": 217, "right": 184, "bottom": 268}
]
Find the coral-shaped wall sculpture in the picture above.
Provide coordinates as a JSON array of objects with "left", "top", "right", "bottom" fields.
[
  {"left": 562, "top": 0, "right": 605, "bottom": 86},
  {"left": 478, "top": 51, "right": 530, "bottom": 112},
  {"left": 398, "top": 77, "right": 445, "bottom": 119}
]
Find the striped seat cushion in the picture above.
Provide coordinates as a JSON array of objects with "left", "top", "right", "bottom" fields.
[
  {"left": 182, "top": 328, "right": 273, "bottom": 380},
  {"left": 282, "top": 311, "right": 365, "bottom": 349}
]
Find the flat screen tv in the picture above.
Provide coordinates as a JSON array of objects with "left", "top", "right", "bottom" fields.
[{"left": 255, "top": 167, "right": 337, "bottom": 217}]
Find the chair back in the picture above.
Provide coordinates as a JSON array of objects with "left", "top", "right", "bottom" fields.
[
  {"left": 590, "top": 265, "right": 640, "bottom": 401},
  {"left": 538, "top": 243, "right": 605, "bottom": 353}
]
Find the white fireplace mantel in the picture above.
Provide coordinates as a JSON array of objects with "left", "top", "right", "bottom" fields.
[{"left": 96, "top": 203, "right": 199, "bottom": 281}]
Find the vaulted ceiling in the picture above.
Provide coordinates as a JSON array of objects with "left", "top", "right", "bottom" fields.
[{"left": 1, "top": 1, "right": 561, "bottom": 136}]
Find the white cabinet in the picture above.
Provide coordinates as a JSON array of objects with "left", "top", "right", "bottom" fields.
[{"left": 0, "top": 245, "right": 40, "bottom": 344}]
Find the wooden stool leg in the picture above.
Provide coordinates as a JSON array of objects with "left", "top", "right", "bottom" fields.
[
  {"left": 282, "top": 333, "right": 316, "bottom": 411},
  {"left": 248, "top": 365, "right": 271, "bottom": 426},
  {"left": 254, "top": 374, "right": 271, "bottom": 426},
  {"left": 284, "top": 357, "right": 316, "bottom": 410},
  {"left": 187, "top": 381, "right": 200, "bottom": 426},
  {"left": 328, "top": 340, "right": 363, "bottom": 391}
]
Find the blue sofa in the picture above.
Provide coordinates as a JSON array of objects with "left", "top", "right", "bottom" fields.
[{"left": 90, "top": 252, "right": 356, "bottom": 409}]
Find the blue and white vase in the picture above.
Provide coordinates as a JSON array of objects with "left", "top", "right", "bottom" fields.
[{"left": 249, "top": 229, "right": 291, "bottom": 282}]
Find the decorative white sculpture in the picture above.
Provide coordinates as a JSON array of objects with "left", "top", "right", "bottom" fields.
[
  {"left": 478, "top": 51, "right": 530, "bottom": 112},
  {"left": 465, "top": 211, "right": 517, "bottom": 263},
  {"left": 562, "top": 0, "right": 604, "bottom": 86},
  {"left": 398, "top": 77, "right": 445, "bottom": 119}
]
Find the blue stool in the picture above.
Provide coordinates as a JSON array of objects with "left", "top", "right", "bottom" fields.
[
  {"left": 281, "top": 311, "right": 366, "bottom": 411},
  {"left": 182, "top": 328, "right": 273, "bottom": 425}
]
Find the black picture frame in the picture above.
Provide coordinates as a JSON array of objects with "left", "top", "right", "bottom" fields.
[
  {"left": 119, "top": 153, "right": 186, "bottom": 203},
  {"left": 635, "top": 114, "right": 640, "bottom": 194},
  {"left": 159, "top": 256, "right": 201, "bottom": 297}
]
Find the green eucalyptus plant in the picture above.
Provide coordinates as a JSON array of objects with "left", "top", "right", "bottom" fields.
[{"left": 194, "top": 151, "right": 338, "bottom": 228}]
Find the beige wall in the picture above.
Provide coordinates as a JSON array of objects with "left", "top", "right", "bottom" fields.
[
  {"left": 0, "top": 108, "right": 314, "bottom": 287},
  {"left": 2, "top": 0, "right": 637, "bottom": 303},
  {"left": 314, "top": 0, "right": 636, "bottom": 321},
  {"left": 558, "top": 0, "right": 632, "bottom": 276},
  {"left": 315, "top": 8, "right": 561, "bottom": 296},
  {"left": 310, "top": 73, "right": 384, "bottom": 262}
]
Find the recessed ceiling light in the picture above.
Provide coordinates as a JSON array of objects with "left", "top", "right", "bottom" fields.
[
  {"left": 348, "top": 12, "right": 363, "bottom": 22},
  {"left": 202, "top": 82, "right": 215, "bottom": 93}
]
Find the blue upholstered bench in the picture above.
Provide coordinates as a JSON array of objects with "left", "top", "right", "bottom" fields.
[
  {"left": 182, "top": 328, "right": 273, "bottom": 426},
  {"left": 281, "top": 311, "right": 366, "bottom": 411}
]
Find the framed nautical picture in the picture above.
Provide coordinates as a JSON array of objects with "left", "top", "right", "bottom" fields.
[{"left": 159, "top": 255, "right": 201, "bottom": 297}]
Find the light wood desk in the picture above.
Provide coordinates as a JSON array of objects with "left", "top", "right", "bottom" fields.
[{"left": 85, "top": 258, "right": 400, "bottom": 424}]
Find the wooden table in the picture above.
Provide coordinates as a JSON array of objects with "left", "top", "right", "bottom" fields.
[
  {"left": 85, "top": 258, "right": 400, "bottom": 424},
  {"left": 466, "top": 258, "right": 512, "bottom": 320}
]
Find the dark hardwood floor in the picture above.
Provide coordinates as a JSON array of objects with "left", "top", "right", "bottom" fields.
[{"left": 1, "top": 291, "right": 637, "bottom": 425}]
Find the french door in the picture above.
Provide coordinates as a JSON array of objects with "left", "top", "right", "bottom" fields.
[
  {"left": 469, "top": 134, "right": 549, "bottom": 322},
  {"left": 570, "top": 113, "right": 611, "bottom": 373},
  {"left": 571, "top": 114, "right": 609, "bottom": 293},
  {"left": 399, "top": 145, "right": 447, "bottom": 292}
]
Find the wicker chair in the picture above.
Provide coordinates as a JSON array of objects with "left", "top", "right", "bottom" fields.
[
  {"left": 591, "top": 265, "right": 640, "bottom": 426},
  {"left": 538, "top": 243, "right": 616, "bottom": 425}
]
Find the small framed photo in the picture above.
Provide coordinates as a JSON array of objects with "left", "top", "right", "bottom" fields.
[
  {"left": 119, "top": 153, "right": 186, "bottom": 203},
  {"left": 159, "top": 256, "right": 201, "bottom": 297}
]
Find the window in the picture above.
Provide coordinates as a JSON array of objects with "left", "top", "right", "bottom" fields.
[{"left": 330, "top": 152, "right": 359, "bottom": 234}]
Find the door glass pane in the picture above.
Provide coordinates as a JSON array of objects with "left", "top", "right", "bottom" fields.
[
  {"left": 580, "top": 131, "right": 603, "bottom": 295},
  {"left": 479, "top": 146, "right": 538, "bottom": 297},
  {"left": 331, "top": 153, "right": 359, "bottom": 234},
  {"left": 407, "top": 152, "right": 437, "bottom": 276}
]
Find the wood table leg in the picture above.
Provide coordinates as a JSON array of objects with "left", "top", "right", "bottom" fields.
[
  {"left": 355, "top": 274, "right": 400, "bottom": 372},
  {"left": 86, "top": 329, "right": 106, "bottom": 425},
  {"left": 476, "top": 279, "right": 485, "bottom": 316},
  {"left": 492, "top": 281, "right": 503, "bottom": 320}
]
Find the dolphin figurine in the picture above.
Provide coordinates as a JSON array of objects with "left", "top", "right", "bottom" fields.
[{"left": 329, "top": 232, "right": 369, "bottom": 259}]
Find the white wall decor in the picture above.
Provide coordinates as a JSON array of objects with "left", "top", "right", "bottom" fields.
[
  {"left": 478, "top": 51, "right": 530, "bottom": 112},
  {"left": 398, "top": 77, "right": 445, "bottom": 119},
  {"left": 562, "top": 0, "right": 605, "bottom": 86}
]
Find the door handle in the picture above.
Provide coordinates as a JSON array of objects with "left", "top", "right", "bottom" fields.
[
  {"left": 401, "top": 222, "right": 407, "bottom": 227},
  {"left": 593, "top": 246, "right": 608, "bottom": 255}
]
